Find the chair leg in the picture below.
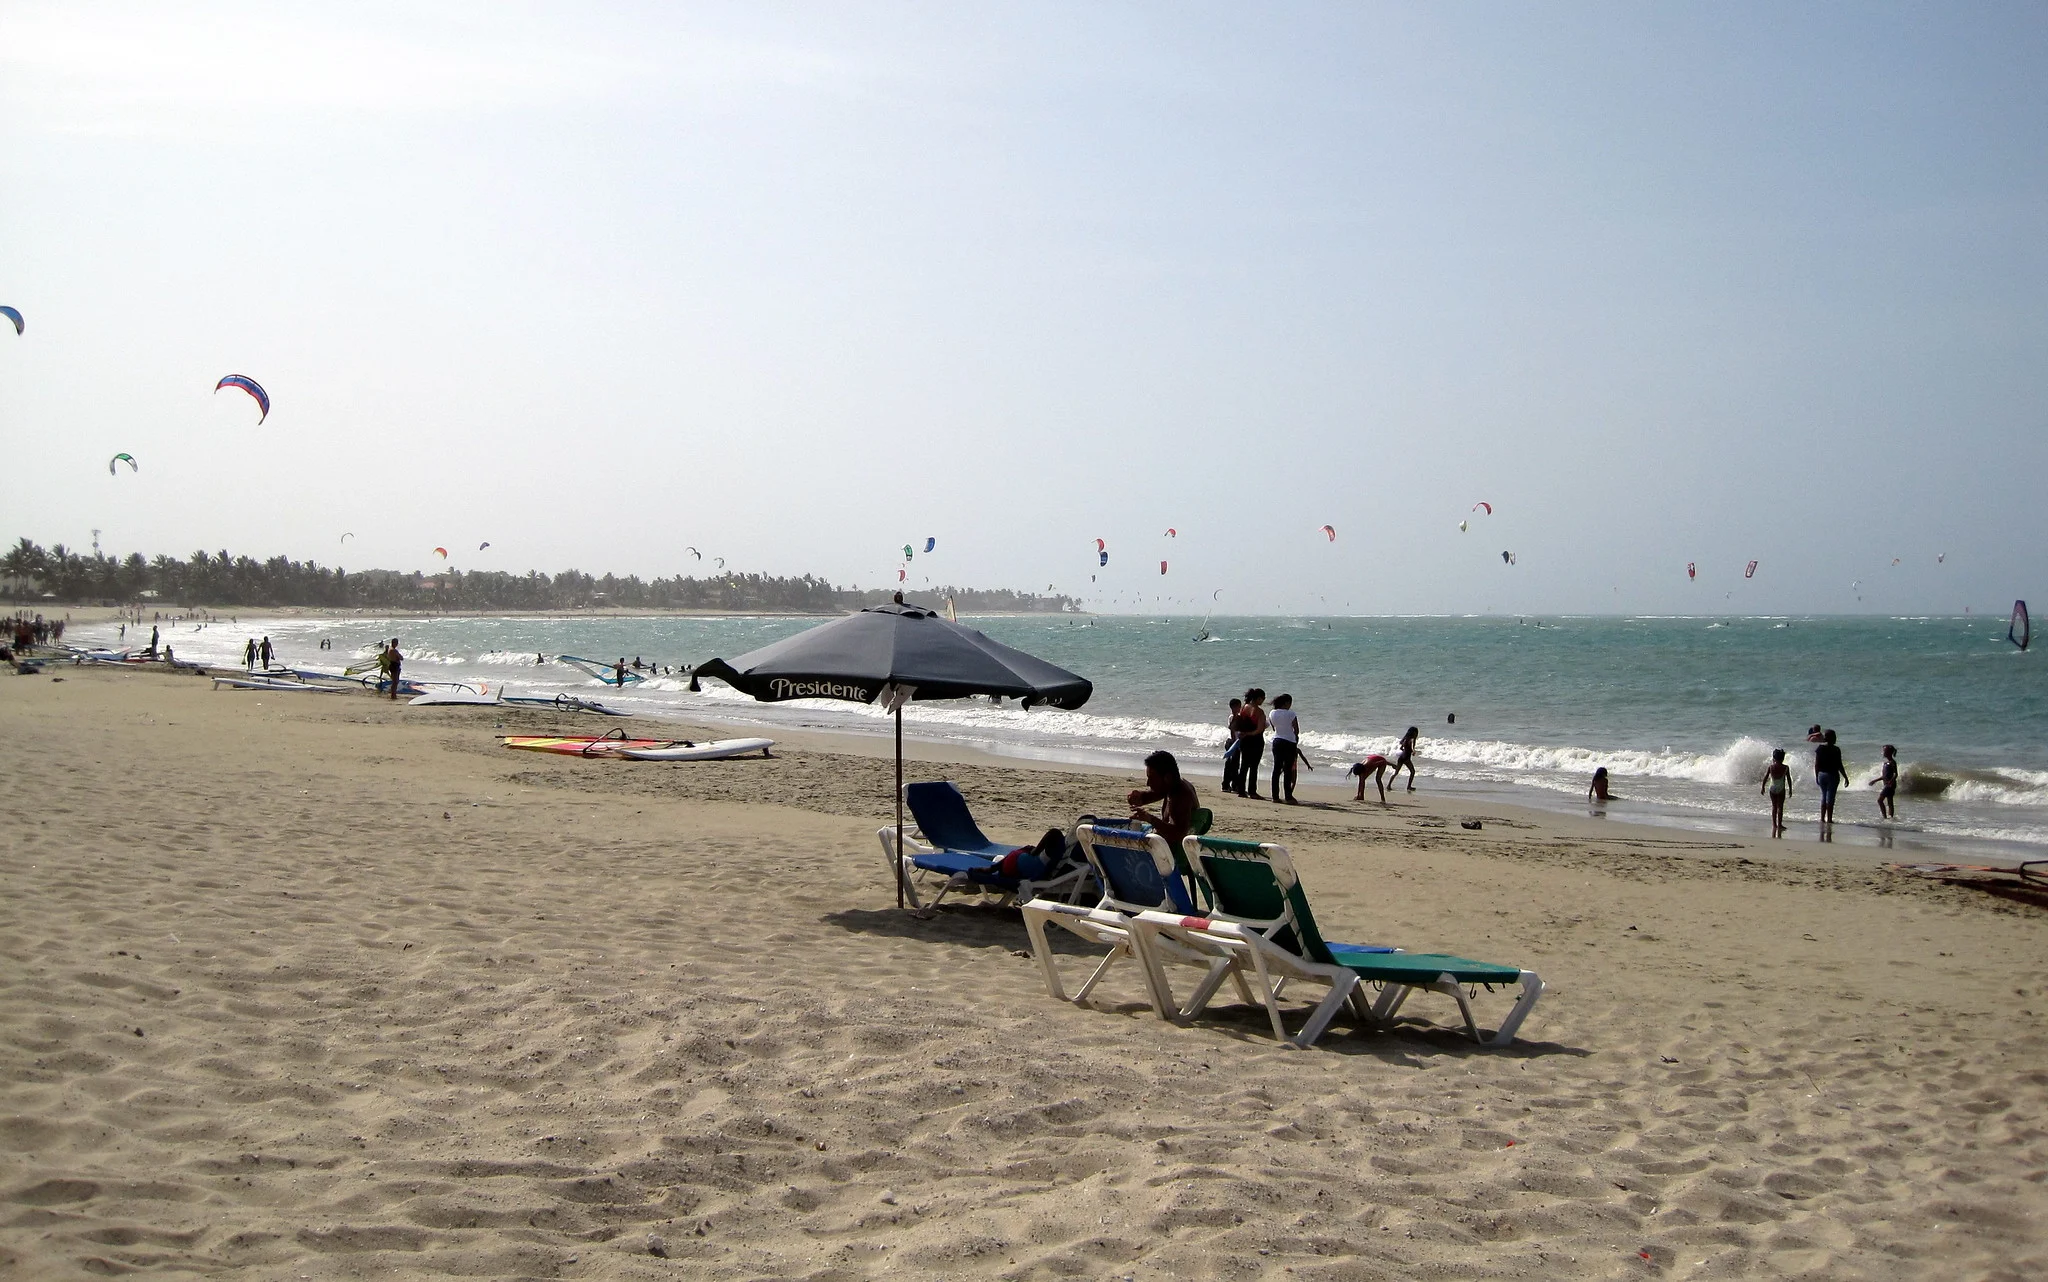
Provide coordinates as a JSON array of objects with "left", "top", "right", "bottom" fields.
[
  {"left": 875, "top": 828, "right": 923, "bottom": 910},
  {"left": 1020, "top": 909, "right": 1069, "bottom": 1002},
  {"left": 1486, "top": 971, "right": 1545, "bottom": 1046},
  {"left": 1292, "top": 973, "right": 1361, "bottom": 1048}
]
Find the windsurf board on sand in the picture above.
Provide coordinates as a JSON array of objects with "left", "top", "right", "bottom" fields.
[
  {"left": 213, "top": 675, "right": 340, "bottom": 692},
  {"left": 410, "top": 684, "right": 502, "bottom": 706},
  {"left": 503, "top": 734, "right": 774, "bottom": 760},
  {"left": 620, "top": 738, "right": 775, "bottom": 761},
  {"left": 502, "top": 693, "right": 629, "bottom": 716}
]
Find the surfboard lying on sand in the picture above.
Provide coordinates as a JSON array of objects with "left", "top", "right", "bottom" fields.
[
  {"left": 619, "top": 737, "right": 774, "bottom": 761},
  {"left": 410, "top": 684, "right": 501, "bottom": 706},
  {"left": 503, "top": 735, "right": 673, "bottom": 757},
  {"left": 502, "top": 693, "right": 629, "bottom": 716},
  {"left": 503, "top": 734, "right": 774, "bottom": 760},
  {"left": 213, "top": 675, "right": 341, "bottom": 692}
]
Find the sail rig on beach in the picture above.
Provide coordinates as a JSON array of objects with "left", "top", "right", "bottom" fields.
[{"left": 556, "top": 655, "right": 648, "bottom": 685}]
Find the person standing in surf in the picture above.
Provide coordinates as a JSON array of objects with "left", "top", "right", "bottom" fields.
[
  {"left": 1813, "top": 729, "right": 1846, "bottom": 827},
  {"left": 243, "top": 637, "right": 257, "bottom": 670},
  {"left": 1238, "top": 689, "right": 1268, "bottom": 798},
  {"left": 1221, "top": 697, "right": 1247, "bottom": 795},
  {"left": 1870, "top": 744, "right": 1898, "bottom": 820},
  {"left": 382, "top": 638, "right": 404, "bottom": 700},
  {"left": 258, "top": 636, "right": 273, "bottom": 670},
  {"left": 1762, "top": 748, "right": 1792, "bottom": 836},
  {"left": 1268, "top": 693, "right": 1302, "bottom": 804},
  {"left": 1392, "top": 725, "right": 1421, "bottom": 792}
]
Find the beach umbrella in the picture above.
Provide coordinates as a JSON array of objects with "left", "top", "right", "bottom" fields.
[{"left": 689, "top": 600, "right": 1092, "bottom": 906}]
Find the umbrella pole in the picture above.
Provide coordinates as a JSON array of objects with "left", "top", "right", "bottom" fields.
[{"left": 894, "top": 704, "right": 906, "bottom": 908}]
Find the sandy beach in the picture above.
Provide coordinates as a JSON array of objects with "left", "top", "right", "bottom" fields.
[{"left": 2, "top": 665, "right": 2043, "bottom": 1280}]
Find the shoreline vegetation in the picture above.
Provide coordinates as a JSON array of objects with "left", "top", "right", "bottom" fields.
[{"left": 0, "top": 537, "right": 1081, "bottom": 615}]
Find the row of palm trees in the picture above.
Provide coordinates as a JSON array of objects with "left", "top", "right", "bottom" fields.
[{"left": 1, "top": 538, "right": 1075, "bottom": 615}]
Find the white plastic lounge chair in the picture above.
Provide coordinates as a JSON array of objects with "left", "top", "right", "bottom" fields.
[
  {"left": 1018, "top": 824, "right": 1256, "bottom": 1021},
  {"left": 1172, "top": 835, "right": 1544, "bottom": 1047}
]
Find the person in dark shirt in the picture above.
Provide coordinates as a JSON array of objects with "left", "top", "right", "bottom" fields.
[
  {"left": 1869, "top": 744, "right": 1898, "bottom": 819},
  {"left": 1128, "top": 750, "right": 1199, "bottom": 853},
  {"left": 1813, "top": 729, "right": 1846, "bottom": 826},
  {"left": 1221, "top": 698, "right": 1247, "bottom": 795}
]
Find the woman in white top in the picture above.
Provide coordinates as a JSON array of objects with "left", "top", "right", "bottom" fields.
[{"left": 1268, "top": 693, "right": 1302, "bottom": 804}]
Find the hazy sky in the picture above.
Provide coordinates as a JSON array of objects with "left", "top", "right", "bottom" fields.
[{"left": 3, "top": 2, "right": 2042, "bottom": 615}]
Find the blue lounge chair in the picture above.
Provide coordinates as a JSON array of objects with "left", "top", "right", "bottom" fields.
[{"left": 876, "top": 782, "right": 1091, "bottom": 910}]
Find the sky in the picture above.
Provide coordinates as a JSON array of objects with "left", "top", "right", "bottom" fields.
[{"left": 2, "top": 1, "right": 2043, "bottom": 615}]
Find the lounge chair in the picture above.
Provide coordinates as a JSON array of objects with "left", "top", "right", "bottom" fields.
[
  {"left": 1160, "top": 835, "right": 1543, "bottom": 1047},
  {"left": 1018, "top": 825, "right": 1256, "bottom": 1021},
  {"left": 876, "top": 781, "right": 1092, "bottom": 910}
]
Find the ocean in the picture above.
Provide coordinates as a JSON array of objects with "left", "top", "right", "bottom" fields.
[{"left": 92, "top": 610, "right": 2046, "bottom": 859}]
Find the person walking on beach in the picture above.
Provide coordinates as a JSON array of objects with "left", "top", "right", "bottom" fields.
[
  {"left": 381, "top": 638, "right": 404, "bottom": 700},
  {"left": 1350, "top": 755, "right": 1392, "bottom": 803},
  {"left": 1268, "top": 693, "right": 1302, "bottom": 803},
  {"left": 1392, "top": 725, "right": 1421, "bottom": 792},
  {"left": 1238, "top": 689, "right": 1268, "bottom": 798},
  {"left": 1221, "top": 697, "right": 1246, "bottom": 794},
  {"left": 243, "top": 637, "right": 256, "bottom": 670},
  {"left": 1870, "top": 744, "right": 1898, "bottom": 820},
  {"left": 1762, "top": 748, "right": 1792, "bottom": 837},
  {"left": 258, "top": 636, "right": 273, "bottom": 670},
  {"left": 1813, "top": 729, "right": 1846, "bottom": 826}
]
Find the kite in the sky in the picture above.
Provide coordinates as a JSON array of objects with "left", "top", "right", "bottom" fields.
[
  {"left": 1458, "top": 520, "right": 1468, "bottom": 533},
  {"left": 1164, "top": 528, "right": 1176, "bottom": 538},
  {"left": 1473, "top": 501, "right": 1492, "bottom": 514},
  {"left": 1095, "top": 538, "right": 1106, "bottom": 552},
  {"left": 1687, "top": 562, "right": 1697, "bottom": 581},
  {"left": 1099, "top": 550, "right": 1108, "bottom": 567},
  {"left": 214, "top": 375, "right": 270, "bottom": 423},
  {"left": 0, "top": 306, "right": 21, "bottom": 335},
  {"left": 1319, "top": 524, "right": 1336, "bottom": 542},
  {"left": 478, "top": 542, "right": 491, "bottom": 551},
  {"left": 924, "top": 537, "right": 936, "bottom": 553},
  {"left": 433, "top": 547, "right": 448, "bottom": 559},
  {"left": 341, "top": 532, "right": 354, "bottom": 543},
  {"left": 685, "top": 547, "right": 700, "bottom": 560},
  {"left": 898, "top": 568, "right": 906, "bottom": 582},
  {"left": 1160, "top": 560, "right": 1169, "bottom": 575},
  {"left": 108, "top": 452, "right": 137, "bottom": 475},
  {"left": 1502, "top": 551, "right": 1516, "bottom": 565},
  {"left": 715, "top": 557, "right": 725, "bottom": 569},
  {"left": 903, "top": 544, "right": 914, "bottom": 561},
  {"left": 1937, "top": 553, "right": 1945, "bottom": 564},
  {"left": 1891, "top": 558, "right": 1901, "bottom": 566},
  {"left": 1745, "top": 560, "right": 1758, "bottom": 579}
]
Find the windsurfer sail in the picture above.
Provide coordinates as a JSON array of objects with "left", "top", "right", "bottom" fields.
[
  {"left": 557, "top": 655, "right": 648, "bottom": 685},
  {"left": 2011, "top": 601, "right": 2031, "bottom": 652}
]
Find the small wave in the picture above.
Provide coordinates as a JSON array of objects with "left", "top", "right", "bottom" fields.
[{"left": 1898, "top": 763, "right": 2048, "bottom": 807}]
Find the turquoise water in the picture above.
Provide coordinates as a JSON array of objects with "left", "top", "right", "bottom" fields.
[{"left": 100, "top": 610, "right": 2045, "bottom": 855}]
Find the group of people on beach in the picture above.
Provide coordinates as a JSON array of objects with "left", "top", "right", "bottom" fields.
[
  {"left": 1218, "top": 688, "right": 1420, "bottom": 806},
  {"left": 1758, "top": 726, "right": 1898, "bottom": 838}
]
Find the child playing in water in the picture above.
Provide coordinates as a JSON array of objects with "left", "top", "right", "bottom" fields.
[
  {"left": 1349, "top": 755, "right": 1392, "bottom": 803},
  {"left": 1762, "top": 749, "right": 1792, "bottom": 837},
  {"left": 1869, "top": 744, "right": 1898, "bottom": 819}
]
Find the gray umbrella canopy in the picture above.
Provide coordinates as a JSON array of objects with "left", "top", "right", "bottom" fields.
[
  {"left": 688, "top": 602, "right": 1091, "bottom": 908},
  {"left": 688, "top": 603, "right": 1092, "bottom": 709}
]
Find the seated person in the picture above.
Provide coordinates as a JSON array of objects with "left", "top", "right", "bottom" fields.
[
  {"left": 1588, "top": 766, "right": 1618, "bottom": 803},
  {"left": 1127, "top": 750, "right": 1199, "bottom": 851}
]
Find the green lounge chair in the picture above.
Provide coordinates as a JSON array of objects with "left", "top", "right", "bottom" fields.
[{"left": 1161, "top": 835, "right": 1544, "bottom": 1047}]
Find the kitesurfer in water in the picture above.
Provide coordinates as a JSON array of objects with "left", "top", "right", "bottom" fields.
[
  {"left": 1869, "top": 744, "right": 1898, "bottom": 819},
  {"left": 1392, "top": 726, "right": 1421, "bottom": 792}
]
